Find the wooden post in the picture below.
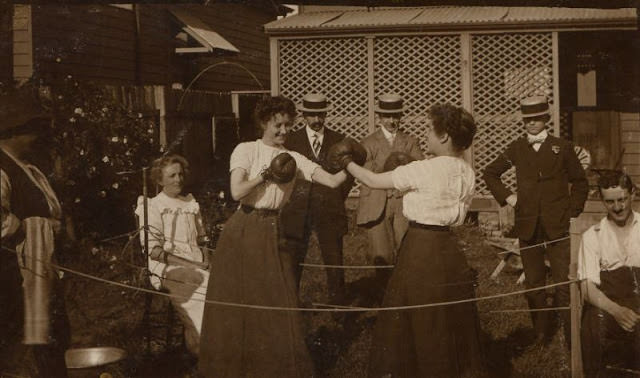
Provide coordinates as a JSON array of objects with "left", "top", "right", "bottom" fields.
[
  {"left": 569, "top": 213, "right": 604, "bottom": 378},
  {"left": 569, "top": 217, "right": 584, "bottom": 378}
]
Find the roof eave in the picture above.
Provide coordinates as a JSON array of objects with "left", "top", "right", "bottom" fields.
[{"left": 265, "top": 18, "right": 637, "bottom": 36}]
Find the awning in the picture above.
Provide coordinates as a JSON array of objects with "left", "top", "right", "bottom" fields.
[{"left": 170, "top": 9, "right": 239, "bottom": 54}]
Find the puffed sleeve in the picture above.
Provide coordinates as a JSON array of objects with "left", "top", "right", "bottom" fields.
[
  {"left": 391, "top": 160, "right": 423, "bottom": 192},
  {"left": 288, "top": 150, "right": 320, "bottom": 181},
  {"left": 229, "top": 142, "right": 254, "bottom": 173},
  {"left": 135, "top": 196, "right": 163, "bottom": 251}
]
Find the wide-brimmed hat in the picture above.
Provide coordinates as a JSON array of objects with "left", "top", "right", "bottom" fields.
[
  {"left": 520, "top": 96, "right": 550, "bottom": 118},
  {"left": 297, "top": 93, "right": 332, "bottom": 113},
  {"left": 375, "top": 94, "right": 406, "bottom": 114},
  {"left": 0, "top": 84, "right": 51, "bottom": 139}
]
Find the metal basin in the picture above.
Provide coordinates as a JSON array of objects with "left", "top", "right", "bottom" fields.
[{"left": 65, "top": 347, "right": 126, "bottom": 369}]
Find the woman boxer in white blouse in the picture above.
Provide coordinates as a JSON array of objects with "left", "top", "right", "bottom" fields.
[
  {"left": 343, "top": 104, "right": 486, "bottom": 377},
  {"left": 199, "top": 96, "right": 348, "bottom": 378}
]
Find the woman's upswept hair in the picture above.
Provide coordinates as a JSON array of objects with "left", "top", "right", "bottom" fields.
[
  {"left": 427, "top": 104, "right": 477, "bottom": 151},
  {"left": 150, "top": 154, "right": 189, "bottom": 184},
  {"left": 254, "top": 95, "right": 296, "bottom": 127}
]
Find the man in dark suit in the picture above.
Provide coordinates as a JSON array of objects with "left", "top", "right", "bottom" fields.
[
  {"left": 357, "top": 94, "right": 423, "bottom": 291},
  {"left": 483, "top": 96, "right": 588, "bottom": 345},
  {"left": 281, "top": 93, "right": 354, "bottom": 304}
]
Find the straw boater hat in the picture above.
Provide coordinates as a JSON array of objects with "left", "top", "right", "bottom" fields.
[
  {"left": 297, "top": 93, "right": 332, "bottom": 113},
  {"left": 375, "top": 94, "right": 407, "bottom": 113},
  {"left": 520, "top": 96, "right": 550, "bottom": 118},
  {"left": 0, "top": 84, "right": 51, "bottom": 139}
]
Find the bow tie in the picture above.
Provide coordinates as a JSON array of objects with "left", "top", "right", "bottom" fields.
[{"left": 527, "top": 134, "right": 546, "bottom": 145}]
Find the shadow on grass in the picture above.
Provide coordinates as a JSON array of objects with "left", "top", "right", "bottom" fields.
[
  {"left": 482, "top": 326, "right": 538, "bottom": 378},
  {"left": 307, "top": 276, "right": 382, "bottom": 376}
]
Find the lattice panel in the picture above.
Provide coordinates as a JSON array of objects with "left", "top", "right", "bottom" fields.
[
  {"left": 471, "top": 32, "right": 554, "bottom": 196},
  {"left": 278, "top": 38, "right": 369, "bottom": 141},
  {"left": 374, "top": 35, "right": 463, "bottom": 153}
]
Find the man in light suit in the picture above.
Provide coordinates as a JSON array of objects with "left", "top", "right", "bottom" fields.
[
  {"left": 483, "top": 96, "right": 588, "bottom": 346},
  {"left": 281, "top": 93, "right": 354, "bottom": 304},
  {"left": 357, "top": 94, "right": 423, "bottom": 291}
]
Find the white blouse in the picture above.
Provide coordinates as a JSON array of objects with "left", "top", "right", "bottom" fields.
[
  {"left": 391, "top": 156, "right": 475, "bottom": 226},
  {"left": 135, "top": 192, "right": 205, "bottom": 263},
  {"left": 230, "top": 139, "right": 320, "bottom": 210}
]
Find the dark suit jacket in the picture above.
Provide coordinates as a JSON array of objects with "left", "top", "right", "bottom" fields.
[
  {"left": 483, "top": 134, "right": 588, "bottom": 241},
  {"left": 356, "top": 129, "right": 424, "bottom": 225},
  {"left": 280, "top": 127, "right": 354, "bottom": 240}
]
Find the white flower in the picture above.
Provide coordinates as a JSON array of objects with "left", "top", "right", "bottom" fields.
[
  {"left": 102, "top": 156, "right": 109, "bottom": 163},
  {"left": 57, "top": 95, "right": 63, "bottom": 100},
  {"left": 218, "top": 191, "right": 225, "bottom": 200},
  {"left": 89, "top": 166, "right": 96, "bottom": 173},
  {"left": 147, "top": 128, "right": 153, "bottom": 134},
  {"left": 159, "top": 145, "right": 164, "bottom": 152},
  {"left": 112, "top": 183, "right": 119, "bottom": 189},
  {"left": 74, "top": 198, "right": 81, "bottom": 203},
  {"left": 66, "top": 75, "right": 72, "bottom": 79},
  {"left": 125, "top": 150, "right": 132, "bottom": 156},
  {"left": 79, "top": 149, "right": 84, "bottom": 155},
  {"left": 74, "top": 107, "right": 83, "bottom": 115},
  {"left": 91, "top": 247, "right": 99, "bottom": 255},
  {"left": 149, "top": 138, "right": 154, "bottom": 144},
  {"left": 138, "top": 113, "right": 143, "bottom": 118},
  {"left": 101, "top": 107, "right": 109, "bottom": 113},
  {"left": 55, "top": 57, "right": 61, "bottom": 63},
  {"left": 69, "top": 117, "right": 76, "bottom": 123},
  {"left": 62, "top": 132, "right": 68, "bottom": 138},
  {"left": 122, "top": 137, "right": 128, "bottom": 144},
  {"left": 98, "top": 190, "right": 107, "bottom": 198},
  {"left": 110, "top": 136, "right": 119, "bottom": 142}
]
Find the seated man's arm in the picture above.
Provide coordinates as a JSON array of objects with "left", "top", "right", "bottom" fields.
[
  {"left": 582, "top": 280, "right": 640, "bottom": 332},
  {"left": 579, "top": 230, "right": 640, "bottom": 332}
]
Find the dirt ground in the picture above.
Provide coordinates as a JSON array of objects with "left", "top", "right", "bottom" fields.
[{"left": 62, "top": 210, "right": 572, "bottom": 378}]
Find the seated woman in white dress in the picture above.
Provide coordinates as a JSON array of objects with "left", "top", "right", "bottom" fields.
[{"left": 135, "top": 154, "right": 209, "bottom": 356}]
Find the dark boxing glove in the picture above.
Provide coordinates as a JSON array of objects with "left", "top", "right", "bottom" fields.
[
  {"left": 261, "top": 152, "right": 297, "bottom": 183},
  {"left": 325, "top": 137, "right": 367, "bottom": 173},
  {"left": 383, "top": 151, "right": 416, "bottom": 172}
]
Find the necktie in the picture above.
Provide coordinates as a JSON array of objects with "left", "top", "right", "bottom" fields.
[
  {"left": 527, "top": 134, "right": 546, "bottom": 152},
  {"left": 312, "top": 133, "right": 321, "bottom": 157}
]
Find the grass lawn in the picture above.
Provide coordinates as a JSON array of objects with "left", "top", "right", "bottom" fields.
[{"left": 63, "top": 209, "right": 572, "bottom": 377}]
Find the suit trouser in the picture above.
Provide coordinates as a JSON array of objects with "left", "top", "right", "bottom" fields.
[
  {"left": 364, "top": 196, "right": 408, "bottom": 265},
  {"left": 292, "top": 213, "right": 346, "bottom": 303},
  {"left": 519, "top": 226, "right": 571, "bottom": 343}
]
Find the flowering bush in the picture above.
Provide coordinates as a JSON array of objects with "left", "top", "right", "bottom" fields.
[{"left": 47, "top": 78, "right": 162, "bottom": 239}]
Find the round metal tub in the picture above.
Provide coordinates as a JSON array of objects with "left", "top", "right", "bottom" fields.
[{"left": 65, "top": 347, "right": 126, "bottom": 369}]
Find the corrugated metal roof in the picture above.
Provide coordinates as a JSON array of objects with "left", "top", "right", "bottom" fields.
[{"left": 264, "top": 6, "right": 637, "bottom": 33}]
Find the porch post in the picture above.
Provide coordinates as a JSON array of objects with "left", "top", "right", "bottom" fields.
[{"left": 552, "top": 31, "right": 561, "bottom": 137}]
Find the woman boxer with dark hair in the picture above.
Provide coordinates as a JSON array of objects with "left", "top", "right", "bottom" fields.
[
  {"left": 328, "top": 103, "right": 486, "bottom": 377},
  {"left": 199, "top": 96, "right": 357, "bottom": 377}
]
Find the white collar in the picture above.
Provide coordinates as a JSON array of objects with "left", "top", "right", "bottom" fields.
[{"left": 380, "top": 126, "right": 396, "bottom": 141}]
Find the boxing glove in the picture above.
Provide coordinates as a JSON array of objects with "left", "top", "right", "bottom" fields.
[
  {"left": 261, "top": 152, "right": 297, "bottom": 183},
  {"left": 325, "top": 137, "right": 367, "bottom": 173},
  {"left": 383, "top": 151, "right": 416, "bottom": 172}
]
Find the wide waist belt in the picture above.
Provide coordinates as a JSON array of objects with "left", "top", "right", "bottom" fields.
[
  {"left": 240, "top": 204, "right": 279, "bottom": 217},
  {"left": 409, "top": 221, "right": 450, "bottom": 232}
]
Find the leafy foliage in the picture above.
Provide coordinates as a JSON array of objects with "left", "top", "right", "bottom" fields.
[{"left": 47, "top": 78, "right": 162, "bottom": 238}]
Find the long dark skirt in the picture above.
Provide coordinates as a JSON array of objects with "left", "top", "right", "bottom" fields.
[
  {"left": 199, "top": 208, "right": 314, "bottom": 377},
  {"left": 368, "top": 226, "right": 486, "bottom": 378}
]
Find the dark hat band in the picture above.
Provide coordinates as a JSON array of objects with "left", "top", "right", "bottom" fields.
[
  {"left": 378, "top": 100, "right": 404, "bottom": 111},
  {"left": 521, "top": 102, "right": 549, "bottom": 116},
  {"left": 302, "top": 99, "right": 329, "bottom": 111}
]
